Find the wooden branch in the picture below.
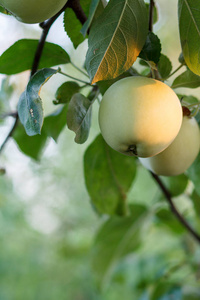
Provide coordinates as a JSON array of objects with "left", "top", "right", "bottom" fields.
[
  {"left": 149, "top": 0, "right": 155, "bottom": 32},
  {"left": 151, "top": 172, "right": 200, "bottom": 244}
]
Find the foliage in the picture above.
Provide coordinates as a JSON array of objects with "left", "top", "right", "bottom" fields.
[{"left": 0, "top": 0, "right": 200, "bottom": 298}]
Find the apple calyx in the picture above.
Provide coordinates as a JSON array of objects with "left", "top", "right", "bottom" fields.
[{"left": 127, "top": 145, "right": 138, "bottom": 156}]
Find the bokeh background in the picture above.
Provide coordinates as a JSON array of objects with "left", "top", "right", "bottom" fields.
[{"left": 0, "top": 1, "right": 200, "bottom": 299}]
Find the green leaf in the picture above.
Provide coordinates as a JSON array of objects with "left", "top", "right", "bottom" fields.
[
  {"left": 84, "top": 134, "right": 137, "bottom": 215},
  {"left": 66, "top": 93, "right": 92, "bottom": 144},
  {"left": 0, "top": 5, "right": 8, "bottom": 14},
  {"left": 191, "top": 190, "right": 200, "bottom": 217},
  {"left": 161, "top": 174, "right": 188, "bottom": 197},
  {"left": 13, "top": 122, "right": 48, "bottom": 160},
  {"left": 155, "top": 208, "right": 185, "bottom": 235},
  {"left": 63, "top": 0, "right": 91, "bottom": 49},
  {"left": 92, "top": 204, "right": 147, "bottom": 289},
  {"left": 81, "top": 0, "right": 101, "bottom": 36},
  {"left": 0, "top": 39, "right": 70, "bottom": 75},
  {"left": 43, "top": 105, "right": 68, "bottom": 142},
  {"left": 0, "top": 168, "right": 6, "bottom": 175},
  {"left": 54, "top": 81, "right": 81, "bottom": 105},
  {"left": 86, "top": 0, "right": 148, "bottom": 84},
  {"left": 171, "top": 69, "right": 200, "bottom": 89},
  {"left": 139, "top": 32, "right": 161, "bottom": 64},
  {"left": 0, "top": 5, "right": 4, "bottom": 13},
  {"left": 183, "top": 294, "right": 200, "bottom": 300},
  {"left": 64, "top": 9, "right": 85, "bottom": 49},
  {"left": 178, "top": 0, "right": 200, "bottom": 76},
  {"left": 157, "top": 54, "right": 172, "bottom": 79},
  {"left": 177, "top": 94, "right": 199, "bottom": 105},
  {"left": 186, "top": 153, "right": 200, "bottom": 196},
  {"left": 151, "top": 284, "right": 182, "bottom": 300},
  {"left": 178, "top": 52, "right": 185, "bottom": 64},
  {"left": 97, "top": 70, "right": 135, "bottom": 95},
  {"left": 18, "top": 68, "right": 57, "bottom": 136}
]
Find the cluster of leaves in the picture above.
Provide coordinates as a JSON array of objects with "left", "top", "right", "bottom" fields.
[{"left": 0, "top": 0, "right": 200, "bottom": 296}]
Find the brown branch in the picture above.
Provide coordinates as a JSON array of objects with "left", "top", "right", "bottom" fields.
[
  {"left": 67, "top": 0, "right": 87, "bottom": 25},
  {"left": 0, "top": 114, "right": 19, "bottom": 153},
  {"left": 31, "top": 1, "right": 70, "bottom": 76},
  {"left": 31, "top": 0, "right": 87, "bottom": 76},
  {"left": 151, "top": 172, "right": 200, "bottom": 244},
  {"left": 149, "top": 0, "right": 155, "bottom": 32}
]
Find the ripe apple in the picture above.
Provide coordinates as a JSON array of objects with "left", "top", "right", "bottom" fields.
[
  {"left": 0, "top": 0, "right": 67, "bottom": 24},
  {"left": 139, "top": 115, "right": 200, "bottom": 176},
  {"left": 98, "top": 76, "right": 182, "bottom": 157}
]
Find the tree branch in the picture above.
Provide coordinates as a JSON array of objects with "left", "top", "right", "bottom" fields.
[
  {"left": 67, "top": 0, "right": 87, "bottom": 25},
  {"left": 149, "top": 0, "right": 155, "bottom": 32},
  {"left": 151, "top": 172, "right": 200, "bottom": 244},
  {"left": 0, "top": 114, "right": 19, "bottom": 153},
  {"left": 31, "top": 1, "right": 70, "bottom": 76},
  {"left": 31, "top": 0, "right": 87, "bottom": 76}
]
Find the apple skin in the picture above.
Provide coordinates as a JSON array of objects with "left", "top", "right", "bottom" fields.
[
  {"left": 139, "top": 116, "right": 200, "bottom": 176},
  {"left": 0, "top": 0, "right": 67, "bottom": 24},
  {"left": 98, "top": 76, "right": 183, "bottom": 158}
]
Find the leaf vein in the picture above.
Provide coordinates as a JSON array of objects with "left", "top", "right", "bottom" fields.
[{"left": 184, "top": 0, "right": 200, "bottom": 37}]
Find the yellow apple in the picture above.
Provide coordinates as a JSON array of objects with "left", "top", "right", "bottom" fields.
[
  {"left": 0, "top": 0, "right": 67, "bottom": 24},
  {"left": 99, "top": 76, "right": 182, "bottom": 157},
  {"left": 139, "top": 115, "right": 200, "bottom": 176}
]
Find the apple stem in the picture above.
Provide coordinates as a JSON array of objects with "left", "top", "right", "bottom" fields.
[{"left": 151, "top": 172, "right": 200, "bottom": 244}]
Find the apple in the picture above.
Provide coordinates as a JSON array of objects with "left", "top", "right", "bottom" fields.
[
  {"left": 0, "top": 0, "right": 67, "bottom": 24},
  {"left": 98, "top": 76, "right": 182, "bottom": 157},
  {"left": 139, "top": 114, "right": 200, "bottom": 176}
]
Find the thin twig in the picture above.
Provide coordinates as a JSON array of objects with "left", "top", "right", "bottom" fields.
[
  {"left": 70, "top": 61, "right": 90, "bottom": 78},
  {"left": 0, "top": 114, "right": 19, "bottom": 153},
  {"left": 165, "top": 63, "right": 184, "bottom": 80},
  {"left": 151, "top": 172, "right": 200, "bottom": 244},
  {"left": 58, "top": 69, "right": 92, "bottom": 85},
  {"left": 0, "top": 111, "right": 18, "bottom": 119}
]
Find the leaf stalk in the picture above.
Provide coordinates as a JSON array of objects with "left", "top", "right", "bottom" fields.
[{"left": 57, "top": 69, "right": 92, "bottom": 85}]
